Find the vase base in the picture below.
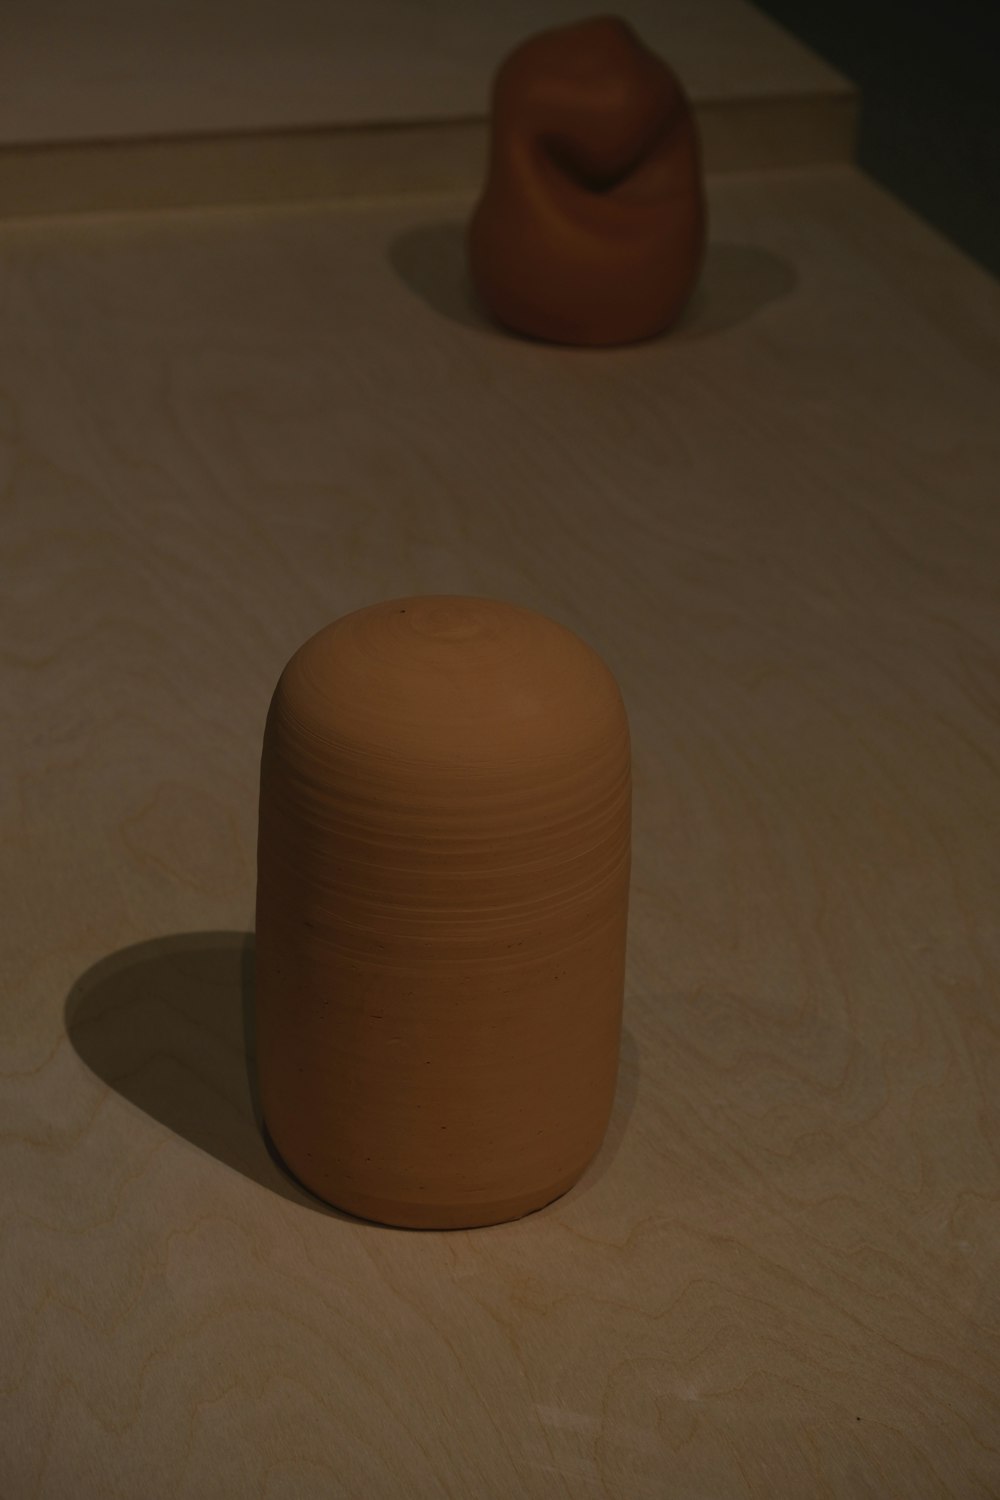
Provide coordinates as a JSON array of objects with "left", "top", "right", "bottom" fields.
[
  {"left": 265, "top": 1124, "right": 595, "bottom": 1229},
  {"left": 322, "top": 1169, "right": 589, "bottom": 1230}
]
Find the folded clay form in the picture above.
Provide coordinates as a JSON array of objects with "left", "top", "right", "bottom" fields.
[
  {"left": 468, "top": 15, "right": 706, "bottom": 345},
  {"left": 255, "top": 596, "right": 631, "bottom": 1229}
]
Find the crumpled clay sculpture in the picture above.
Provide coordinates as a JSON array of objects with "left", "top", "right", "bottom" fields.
[
  {"left": 255, "top": 595, "right": 632, "bottom": 1229},
  {"left": 468, "top": 14, "right": 706, "bottom": 346}
]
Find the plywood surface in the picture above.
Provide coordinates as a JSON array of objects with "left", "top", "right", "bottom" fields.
[
  {"left": 0, "top": 0, "right": 857, "bottom": 219},
  {"left": 0, "top": 94, "right": 860, "bottom": 223},
  {"left": 1, "top": 168, "right": 999, "bottom": 1497},
  {"left": 4, "top": 0, "right": 848, "bottom": 144}
]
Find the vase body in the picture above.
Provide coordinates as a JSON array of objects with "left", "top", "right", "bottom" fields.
[
  {"left": 468, "top": 15, "right": 706, "bottom": 346},
  {"left": 255, "top": 595, "right": 631, "bottom": 1228}
]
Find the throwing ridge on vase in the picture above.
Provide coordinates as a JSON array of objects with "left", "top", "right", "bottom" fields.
[{"left": 255, "top": 596, "right": 632, "bottom": 1229}]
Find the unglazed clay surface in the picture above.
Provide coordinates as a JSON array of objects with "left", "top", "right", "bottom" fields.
[
  {"left": 255, "top": 596, "right": 632, "bottom": 1229},
  {"left": 468, "top": 15, "right": 706, "bottom": 346}
]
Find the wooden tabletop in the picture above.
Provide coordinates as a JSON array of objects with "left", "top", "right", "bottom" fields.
[
  {"left": 0, "top": 0, "right": 855, "bottom": 218},
  {"left": 2, "top": 166, "right": 999, "bottom": 1496},
  {"left": 4, "top": 0, "right": 846, "bottom": 143}
]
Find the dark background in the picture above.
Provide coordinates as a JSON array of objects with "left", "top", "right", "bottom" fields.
[{"left": 753, "top": 0, "right": 1000, "bottom": 276}]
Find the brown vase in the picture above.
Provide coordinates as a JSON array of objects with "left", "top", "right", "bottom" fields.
[
  {"left": 467, "top": 15, "right": 706, "bottom": 346},
  {"left": 255, "top": 596, "right": 631, "bottom": 1229}
]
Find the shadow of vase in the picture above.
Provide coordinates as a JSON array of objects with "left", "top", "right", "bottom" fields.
[
  {"left": 388, "top": 220, "right": 797, "bottom": 341},
  {"left": 64, "top": 929, "right": 639, "bottom": 1228},
  {"left": 64, "top": 930, "right": 340, "bottom": 1214}
]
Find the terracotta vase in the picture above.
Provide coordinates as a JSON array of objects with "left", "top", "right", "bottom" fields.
[
  {"left": 255, "top": 596, "right": 631, "bottom": 1229},
  {"left": 467, "top": 15, "right": 706, "bottom": 346}
]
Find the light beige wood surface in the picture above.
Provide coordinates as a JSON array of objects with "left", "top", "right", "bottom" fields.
[
  {"left": 1, "top": 167, "right": 999, "bottom": 1497},
  {"left": 0, "top": 0, "right": 856, "bottom": 218},
  {"left": 0, "top": 93, "right": 860, "bottom": 222},
  {"left": 4, "top": 0, "right": 848, "bottom": 141}
]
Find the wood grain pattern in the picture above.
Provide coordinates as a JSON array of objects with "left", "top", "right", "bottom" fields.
[
  {"left": 1, "top": 166, "right": 999, "bottom": 1496},
  {"left": 3, "top": 0, "right": 848, "bottom": 143},
  {"left": 0, "top": 95, "right": 860, "bottom": 224},
  {"left": 0, "top": 0, "right": 856, "bottom": 220}
]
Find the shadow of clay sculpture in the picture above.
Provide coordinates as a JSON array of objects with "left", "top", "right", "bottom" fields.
[
  {"left": 468, "top": 14, "right": 706, "bottom": 346},
  {"left": 255, "top": 596, "right": 631, "bottom": 1229}
]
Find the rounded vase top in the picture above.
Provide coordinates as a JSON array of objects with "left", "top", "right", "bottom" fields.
[{"left": 275, "top": 595, "right": 626, "bottom": 771}]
